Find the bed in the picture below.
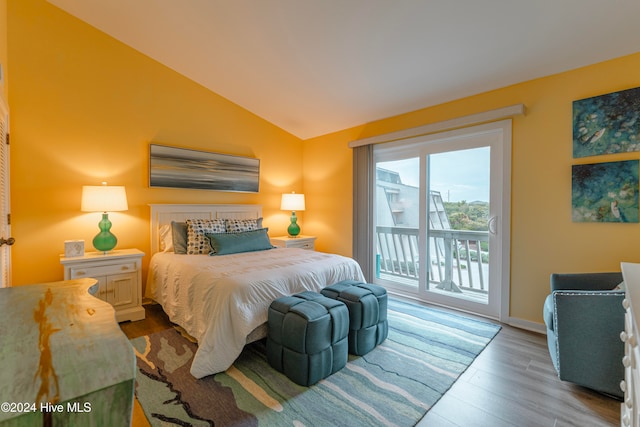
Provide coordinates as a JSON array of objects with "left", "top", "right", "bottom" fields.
[{"left": 145, "top": 204, "right": 366, "bottom": 378}]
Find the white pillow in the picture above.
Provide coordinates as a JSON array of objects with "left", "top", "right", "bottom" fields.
[{"left": 158, "top": 224, "right": 174, "bottom": 252}]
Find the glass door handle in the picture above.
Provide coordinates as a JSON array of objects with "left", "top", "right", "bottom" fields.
[{"left": 488, "top": 216, "right": 498, "bottom": 235}]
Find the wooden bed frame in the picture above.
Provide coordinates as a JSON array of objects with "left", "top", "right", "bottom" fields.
[{"left": 148, "top": 204, "right": 263, "bottom": 254}]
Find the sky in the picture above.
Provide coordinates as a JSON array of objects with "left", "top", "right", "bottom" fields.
[{"left": 379, "top": 147, "right": 490, "bottom": 203}]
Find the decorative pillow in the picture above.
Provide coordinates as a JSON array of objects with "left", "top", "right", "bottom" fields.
[
  {"left": 159, "top": 224, "right": 174, "bottom": 252},
  {"left": 225, "top": 217, "right": 263, "bottom": 233},
  {"left": 171, "top": 221, "right": 188, "bottom": 254},
  {"left": 206, "top": 228, "right": 273, "bottom": 256},
  {"left": 186, "top": 219, "right": 226, "bottom": 255}
]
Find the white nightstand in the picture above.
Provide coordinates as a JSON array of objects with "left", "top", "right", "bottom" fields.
[
  {"left": 60, "top": 248, "right": 145, "bottom": 322},
  {"left": 270, "top": 235, "right": 316, "bottom": 250}
]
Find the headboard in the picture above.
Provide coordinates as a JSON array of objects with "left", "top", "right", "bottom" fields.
[{"left": 149, "top": 204, "right": 263, "bottom": 254}]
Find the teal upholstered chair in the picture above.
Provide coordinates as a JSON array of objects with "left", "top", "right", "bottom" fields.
[{"left": 543, "top": 272, "right": 625, "bottom": 399}]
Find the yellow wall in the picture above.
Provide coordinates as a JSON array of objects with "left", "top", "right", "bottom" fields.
[
  {"left": 7, "top": 0, "right": 304, "bottom": 286},
  {"left": 303, "top": 52, "right": 640, "bottom": 325}
]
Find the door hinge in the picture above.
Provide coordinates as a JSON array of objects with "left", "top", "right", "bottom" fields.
[
  {"left": 5, "top": 133, "right": 8, "bottom": 145},
  {"left": 7, "top": 213, "right": 10, "bottom": 225}
]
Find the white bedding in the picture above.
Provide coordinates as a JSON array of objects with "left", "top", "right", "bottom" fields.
[{"left": 146, "top": 247, "right": 365, "bottom": 378}]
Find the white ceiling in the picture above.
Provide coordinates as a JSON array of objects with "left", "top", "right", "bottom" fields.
[{"left": 48, "top": 0, "right": 640, "bottom": 140}]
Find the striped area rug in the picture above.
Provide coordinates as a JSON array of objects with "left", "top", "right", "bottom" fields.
[{"left": 131, "top": 299, "right": 501, "bottom": 427}]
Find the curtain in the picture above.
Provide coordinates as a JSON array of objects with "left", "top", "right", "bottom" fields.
[{"left": 352, "top": 144, "right": 374, "bottom": 281}]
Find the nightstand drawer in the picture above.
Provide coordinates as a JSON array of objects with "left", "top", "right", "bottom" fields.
[
  {"left": 70, "top": 262, "right": 137, "bottom": 279},
  {"left": 288, "top": 240, "right": 314, "bottom": 250},
  {"left": 270, "top": 235, "right": 316, "bottom": 250}
]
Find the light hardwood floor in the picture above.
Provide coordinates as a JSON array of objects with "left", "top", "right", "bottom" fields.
[{"left": 121, "top": 303, "right": 620, "bottom": 427}]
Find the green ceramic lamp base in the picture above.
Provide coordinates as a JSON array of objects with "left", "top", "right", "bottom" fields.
[
  {"left": 287, "top": 211, "right": 301, "bottom": 237},
  {"left": 93, "top": 213, "right": 118, "bottom": 253}
]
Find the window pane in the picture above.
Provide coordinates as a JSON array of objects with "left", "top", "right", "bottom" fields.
[{"left": 375, "top": 158, "right": 420, "bottom": 292}]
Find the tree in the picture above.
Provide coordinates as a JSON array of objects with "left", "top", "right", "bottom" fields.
[{"left": 443, "top": 201, "right": 489, "bottom": 231}]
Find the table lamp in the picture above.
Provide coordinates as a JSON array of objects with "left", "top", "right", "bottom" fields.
[
  {"left": 281, "top": 192, "right": 305, "bottom": 237},
  {"left": 81, "top": 183, "right": 128, "bottom": 253}
]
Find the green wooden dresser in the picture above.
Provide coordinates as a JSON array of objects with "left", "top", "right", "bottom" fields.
[{"left": 0, "top": 278, "right": 135, "bottom": 426}]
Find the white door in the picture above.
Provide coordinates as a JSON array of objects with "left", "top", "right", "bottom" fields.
[
  {"left": 0, "top": 94, "right": 12, "bottom": 288},
  {"left": 373, "top": 120, "right": 511, "bottom": 320}
]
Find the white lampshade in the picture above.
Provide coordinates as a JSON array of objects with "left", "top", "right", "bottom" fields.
[
  {"left": 281, "top": 192, "right": 305, "bottom": 211},
  {"left": 81, "top": 184, "right": 128, "bottom": 212}
]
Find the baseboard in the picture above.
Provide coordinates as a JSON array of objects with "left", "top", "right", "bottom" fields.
[{"left": 506, "top": 316, "right": 546, "bottom": 334}]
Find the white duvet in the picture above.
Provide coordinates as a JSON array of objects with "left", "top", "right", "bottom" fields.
[{"left": 146, "top": 248, "right": 365, "bottom": 378}]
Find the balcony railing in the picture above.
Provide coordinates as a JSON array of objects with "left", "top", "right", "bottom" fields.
[{"left": 376, "top": 226, "right": 489, "bottom": 295}]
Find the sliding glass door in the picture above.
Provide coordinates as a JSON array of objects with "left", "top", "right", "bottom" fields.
[{"left": 372, "top": 121, "right": 510, "bottom": 319}]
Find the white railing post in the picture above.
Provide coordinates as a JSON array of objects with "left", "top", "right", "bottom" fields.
[{"left": 436, "top": 231, "right": 462, "bottom": 292}]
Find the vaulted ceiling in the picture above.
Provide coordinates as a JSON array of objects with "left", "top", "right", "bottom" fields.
[{"left": 48, "top": 0, "right": 640, "bottom": 139}]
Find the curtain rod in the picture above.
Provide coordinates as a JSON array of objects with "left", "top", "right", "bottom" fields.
[{"left": 348, "top": 103, "right": 525, "bottom": 148}]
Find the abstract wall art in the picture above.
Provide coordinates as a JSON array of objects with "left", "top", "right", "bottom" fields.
[
  {"left": 572, "top": 160, "right": 638, "bottom": 223},
  {"left": 573, "top": 86, "right": 640, "bottom": 158},
  {"left": 149, "top": 144, "right": 260, "bottom": 192}
]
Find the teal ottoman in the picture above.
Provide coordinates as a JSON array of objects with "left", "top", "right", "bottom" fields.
[
  {"left": 266, "top": 291, "right": 349, "bottom": 386},
  {"left": 321, "top": 280, "right": 388, "bottom": 356}
]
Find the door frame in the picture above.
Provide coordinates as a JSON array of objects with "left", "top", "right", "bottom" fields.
[
  {"left": 0, "top": 92, "right": 10, "bottom": 287},
  {"left": 372, "top": 120, "right": 511, "bottom": 321}
]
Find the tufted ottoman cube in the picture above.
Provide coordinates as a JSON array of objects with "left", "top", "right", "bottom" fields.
[
  {"left": 321, "top": 280, "right": 388, "bottom": 356},
  {"left": 266, "top": 291, "right": 349, "bottom": 386}
]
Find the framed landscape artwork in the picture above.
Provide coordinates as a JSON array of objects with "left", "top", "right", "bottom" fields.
[
  {"left": 573, "top": 86, "right": 640, "bottom": 158},
  {"left": 149, "top": 144, "right": 260, "bottom": 192},
  {"left": 572, "top": 160, "right": 639, "bottom": 223}
]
